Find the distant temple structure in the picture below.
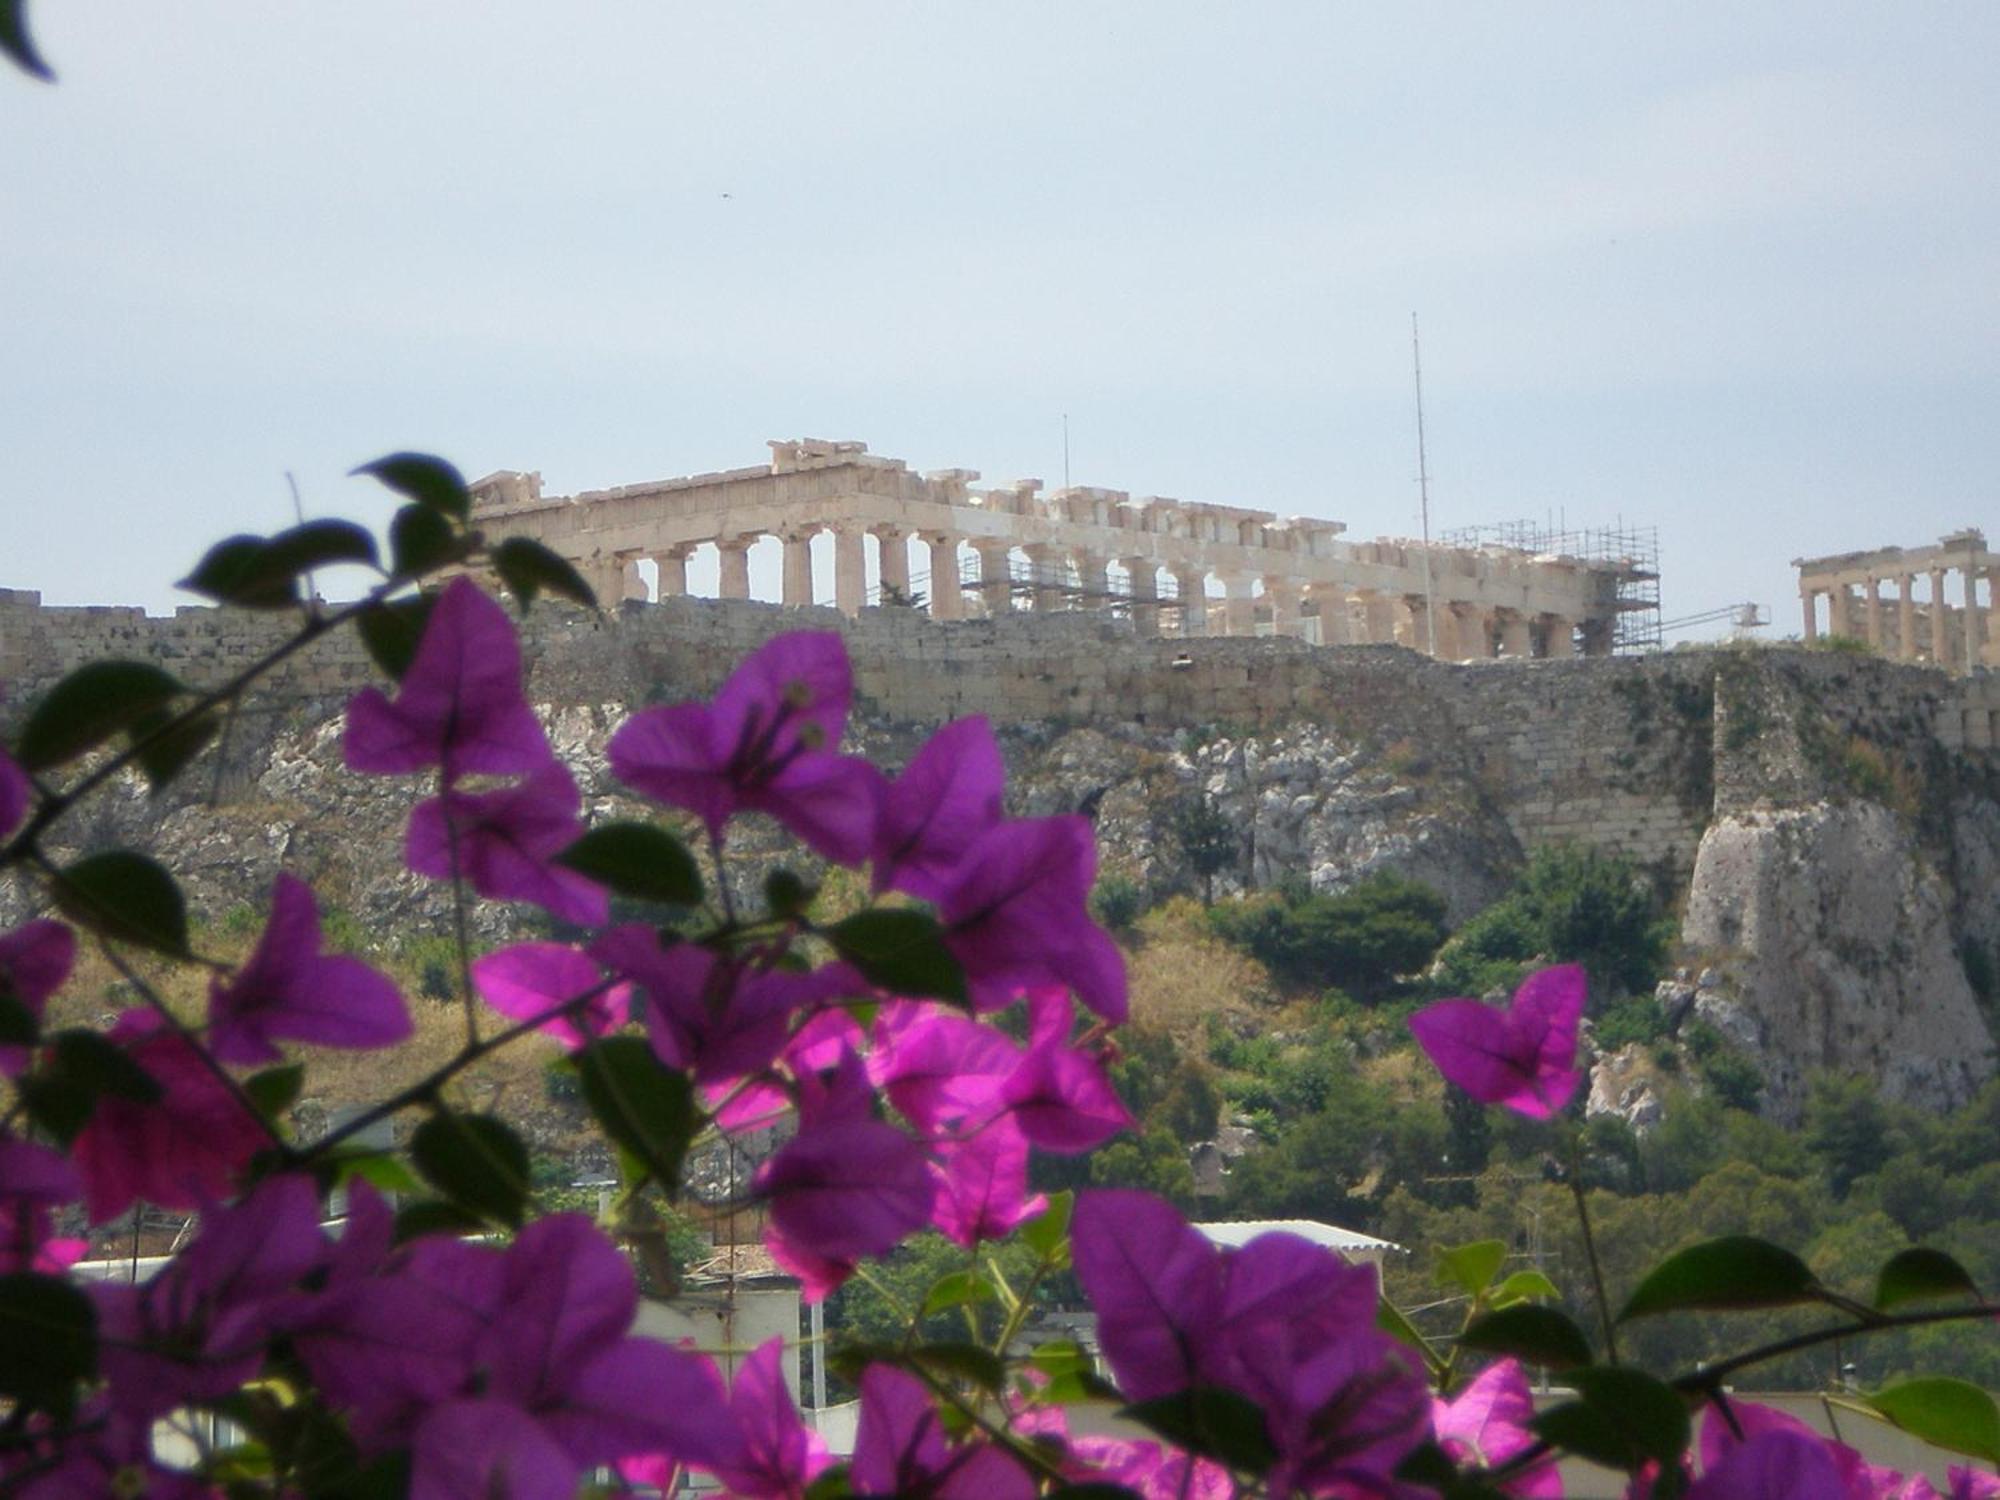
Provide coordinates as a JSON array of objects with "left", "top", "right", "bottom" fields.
[
  {"left": 467, "top": 439, "right": 1651, "bottom": 660},
  {"left": 1795, "top": 530, "right": 1996, "bottom": 674}
]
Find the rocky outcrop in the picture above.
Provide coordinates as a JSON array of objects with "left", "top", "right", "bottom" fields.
[
  {"left": 1586, "top": 1043, "right": 1668, "bottom": 1133},
  {"left": 1680, "top": 803, "right": 1996, "bottom": 1120}
]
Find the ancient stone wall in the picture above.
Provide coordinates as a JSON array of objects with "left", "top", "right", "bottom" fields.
[{"left": 10, "top": 586, "right": 1995, "bottom": 884}]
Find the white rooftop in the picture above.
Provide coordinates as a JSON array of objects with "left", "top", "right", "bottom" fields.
[{"left": 1192, "top": 1219, "right": 1407, "bottom": 1256}]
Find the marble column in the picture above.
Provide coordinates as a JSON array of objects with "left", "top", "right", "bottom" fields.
[
  {"left": 781, "top": 530, "right": 815, "bottom": 609},
  {"left": 1024, "top": 544, "right": 1065, "bottom": 612},
  {"left": 1965, "top": 566, "right": 1984, "bottom": 672},
  {"left": 1863, "top": 577, "right": 1883, "bottom": 652},
  {"left": 975, "top": 541, "right": 1014, "bottom": 615},
  {"left": 1123, "top": 559, "right": 1160, "bottom": 637},
  {"left": 876, "top": 528, "right": 910, "bottom": 604},
  {"left": 1395, "top": 596, "right": 1432, "bottom": 653},
  {"left": 926, "top": 535, "right": 964, "bottom": 619},
  {"left": 618, "top": 553, "right": 649, "bottom": 603},
  {"left": 1930, "top": 568, "right": 1950, "bottom": 667},
  {"left": 1171, "top": 567, "right": 1207, "bottom": 636},
  {"left": 1498, "top": 612, "right": 1533, "bottom": 659},
  {"left": 1897, "top": 575, "right": 1917, "bottom": 662},
  {"left": 1800, "top": 585, "right": 1819, "bottom": 643},
  {"left": 1073, "top": 551, "right": 1109, "bottom": 603},
  {"left": 1309, "top": 584, "right": 1351, "bottom": 645},
  {"left": 1358, "top": 590, "right": 1398, "bottom": 646},
  {"left": 1264, "top": 578, "right": 1301, "bottom": 638},
  {"left": 1988, "top": 569, "right": 2000, "bottom": 666},
  {"left": 833, "top": 527, "right": 866, "bottom": 616},
  {"left": 717, "top": 536, "right": 753, "bottom": 601},
  {"left": 1541, "top": 614, "right": 1577, "bottom": 658},
  {"left": 1580, "top": 617, "right": 1615, "bottom": 657},
  {"left": 1222, "top": 575, "right": 1257, "bottom": 636},
  {"left": 654, "top": 544, "right": 692, "bottom": 599}
]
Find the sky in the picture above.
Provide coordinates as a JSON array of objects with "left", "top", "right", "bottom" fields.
[{"left": 3, "top": 3, "right": 1996, "bottom": 639}]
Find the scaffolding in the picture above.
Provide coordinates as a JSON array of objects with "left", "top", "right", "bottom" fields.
[{"left": 1440, "top": 519, "right": 1663, "bottom": 653}]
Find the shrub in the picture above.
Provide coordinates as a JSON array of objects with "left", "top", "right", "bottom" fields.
[
  {"left": 1207, "top": 874, "right": 1449, "bottom": 998},
  {"left": 1090, "top": 872, "right": 1148, "bottom": 932}
]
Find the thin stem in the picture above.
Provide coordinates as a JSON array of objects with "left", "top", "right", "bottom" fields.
[
  {"left": 1567, "top": 1145, "right": 1621, "bottom": 1366},
  {"left": 437, "top": 778, "right": 479, "bottom": 1051}
]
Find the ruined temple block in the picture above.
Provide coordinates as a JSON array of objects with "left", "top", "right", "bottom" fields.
[
  {"left": 781, "top": 532, "right": 814, "bottom": 609},
  {"left": 833, "top": 528, "right": 866, "bottom": 615},
  {"left": 620, "top": 556, "right": 649, "bottom": 603},
  {"left": 717, "top": 538, "right": 752, "bottom": 601},
  {"left": 926, "top": 536, "right": 963, "bottom": 619},
  {"left": 1797, "top": 531, "right": 1992, "bottom": 677},
  {"left": 462, "top": 438, "right": 1645, "bottom": 662},
  {"left": 1800, "top": 586, "right": 1819, "bottom": 643}
]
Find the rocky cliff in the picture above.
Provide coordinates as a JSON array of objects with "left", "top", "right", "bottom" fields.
[{"left": 4, "top": 595, "right": 1997, "bottom": 1114}]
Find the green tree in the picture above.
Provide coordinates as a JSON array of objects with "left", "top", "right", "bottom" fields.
[{"left": 1167, "top": 793, "right": 1234, "bottom": 905}]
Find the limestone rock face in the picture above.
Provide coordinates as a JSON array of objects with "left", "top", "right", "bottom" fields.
[
  {"left": 1586, "top": 1043, "right": 1667, "bottom": 1133},
  {"left": 1680, "top": 803, "right": 1996, "bottom": 1121}
]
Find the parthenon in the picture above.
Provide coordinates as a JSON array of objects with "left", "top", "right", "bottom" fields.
[
  {"left": 1795, "top": 530, "right": 1996, "bottom": 675},
  {"left": 467, "top": 439, "right": 1647, "bottom": 660}
]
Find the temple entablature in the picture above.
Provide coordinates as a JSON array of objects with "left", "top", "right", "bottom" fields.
[
  {"left": 463, "top": 440, "right": 1646, "bottom": 660},
  {"left": 1795, "top": 529, "right": 1995, "bottom": 674}
]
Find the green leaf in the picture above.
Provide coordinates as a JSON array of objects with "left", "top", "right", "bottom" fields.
[
  {"left": 1491, "top": 1269, "right": 1563, "bottom": 1306},
  {"left": 128, "top": 705, "right": 220, "bottom": 793},
  {"left": 320, "top": 1149, "right": 424, "bottom": 1196},
  {"left": 1865, "top": 1378, "right": 2000, "bottom": 1463},
  {"left": 392, "top": 1199, "right": 489, "bottom": 1243},
  {"left": 576, "top": 1037, "right": 697, "bottom": 1189},
  {"left": 0, "top": 1274, "right": 97, "bottom": 1419},
  {"left": 1457, "top": 1304, "right": 1593, "bottom": 1371},
  {"left": 492, "top": 536, "right": 597, "bottom": 611},
  {"left": 1029, "top": 1339, "right": 1089, "bottom": 1377},
  {"left": 357, "top": 593, "right": 438, "bottom": 680},
  {"left": 1, "top": 0, "right": 54, "bottom": 81},
  {"left": 1377, "top": 1295, "right": 1447, "bottom": 1376},
  {"left": 389, "top": 504, "right": 459, "bottom": 578},
  {"left": 15, "top": 659, "right": 185, "bottom": 771},
  {"left": 353, "top": 452, "right": 471, "bottom": 521},
  {"left": 1436, "top": 1239, "right": 1509, "bottom": 1298},
  {"left": 52, "top": 849, "right": 191, "bottom": 956},
  {"left": 181, "top": 535, "right": 299, "bottom": 609},
  {"left": 1618, "top": 1235, "right": 1818, "bottom": 1321},
  {"left": 1124, "top": 1387, "right": 1278, "bottom": 1476},
  {"left": 1531, "top": 1366, "right": 1689, "bottom": 1474},
  {"left": 908, "top": 1341, "right": 1007, "bottom": 1392},
  {"left": 179, "top": 520, "right": 378, "bottom": 610},
  {"left": 410, "top": 1112, "right": 531, "bottom": 1227},
  {"left": 0, "top": 988, "right": 39, "bottom": 1048},
  {"left": 827, "top": 908, "right": 967, "bottom": 1006},
  {"left": 921, "top": 1269, "right": 997, "bottom": 1318},
  {"left": 1021, "top": 1190, "right": 1074, "bottom": 1262},
  {"left": 764, "top": 869, "right": 815, "bottom": 920},
  {"left": 50, "top": 1030, "right": 162, "bottom": 1104},
  {"left": 557, "top": 823, "right": 702, "bottom": 906},
  {"left": 1875, "top": 1247, "right": 1980, "bottom": 1312},
  {"left": 244, "top": 1063, "right": 305, "bottom": 1120}
]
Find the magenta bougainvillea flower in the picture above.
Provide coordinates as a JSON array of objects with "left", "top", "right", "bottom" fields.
[
  {"left": 1433, "top": 1358, "right": 1561, "bottom": 1498},
  {"left": 756, "top": 1115, "right": 936, "bottom": 1301},
  {"left": 95, "top": 1174, "right": 328, "bottom": 1419},
  {"left": 607, "top": 630, "right": 881, "bottom": 862},
  {"left": 71, "top": 1010, "right": 269, "bottom": 1223},
  {"left": 1407, "top": 963, "right": 1587, "bottom": 1120},
  {"left": 406, "top": 760, "right": 608, "bottom": 925},
  {"left": 1687, "top": 1428, "right": 1847, "bottom": 1500},
  {"left": 592, "top": 924, "right": 842, "bottom": 1085},
  {"left": 0, "top": 745, "right": 28, "bottom": 840},
  {"left": 206, "top": 875, "right": 411, "bottom": 1066},
  {"left": 872, "top": 715, "right": 1006, "bottom": 899},
  {"left": 0, "top": 1134, "right": 85, "bottom": 1275},
  {"left": 1072, "top": 1188, "right": 1429, "bottom": 1492},
  {"left": 0, "top": 918, "right": 75, "bottom": 1077},
  {"left": 706, "top": 1338, "right": 833, "bottom": 1499},
  {"left": 469, "top": 941, "right": 630, "bottom": 1051},
  {"left": 1696, "top": 1401, "right": 1883, "bottom": 1500},
  {"left": 929, "top": 1115, "right": 1046, "bottom": 1248},
  {"left": 852, "top": 1363, "right": 1034, "bottom": 1500},
  {"left": 344, "top": 576, "right": 551, "bottom": 783},
  {"left": 936, "top": 815, "right": 1128, "bottom": 1022}
]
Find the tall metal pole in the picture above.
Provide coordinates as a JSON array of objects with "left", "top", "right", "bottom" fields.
[{"left": 1412, "top": 315, "right": 1440, "bottom": 658}]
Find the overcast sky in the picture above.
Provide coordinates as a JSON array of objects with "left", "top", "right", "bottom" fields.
[{"left": 4, "top": 4, "right": 1995, "bottom": 638}]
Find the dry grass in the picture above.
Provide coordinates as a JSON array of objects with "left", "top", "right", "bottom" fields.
[{"left": 1124, "top": 895, "right": 1274, "bottom": 1041}]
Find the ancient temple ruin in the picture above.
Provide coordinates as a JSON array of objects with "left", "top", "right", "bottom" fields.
[
  {"left": 1795, "top": 530, "right": 1996, "bottom": 674},
  {"left": 466, "top": 439, "right": 1649, "bottom": 660}
]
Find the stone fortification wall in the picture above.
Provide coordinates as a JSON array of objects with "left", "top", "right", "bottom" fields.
[{"left": 5, "top": 586, "right": 1995, "bottom": 881}]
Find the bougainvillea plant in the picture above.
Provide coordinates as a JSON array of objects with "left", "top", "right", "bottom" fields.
[{"left": 0, "top": 453, "right": 1997, "bottom": 1500}]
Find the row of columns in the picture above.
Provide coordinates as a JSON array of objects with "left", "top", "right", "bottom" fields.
[
  {"left": 1801, "top": 565, "right": 1998, "bottom": 673},
  {"left": 590, "top": 530, "right": 1601, "bottom": 661}
]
